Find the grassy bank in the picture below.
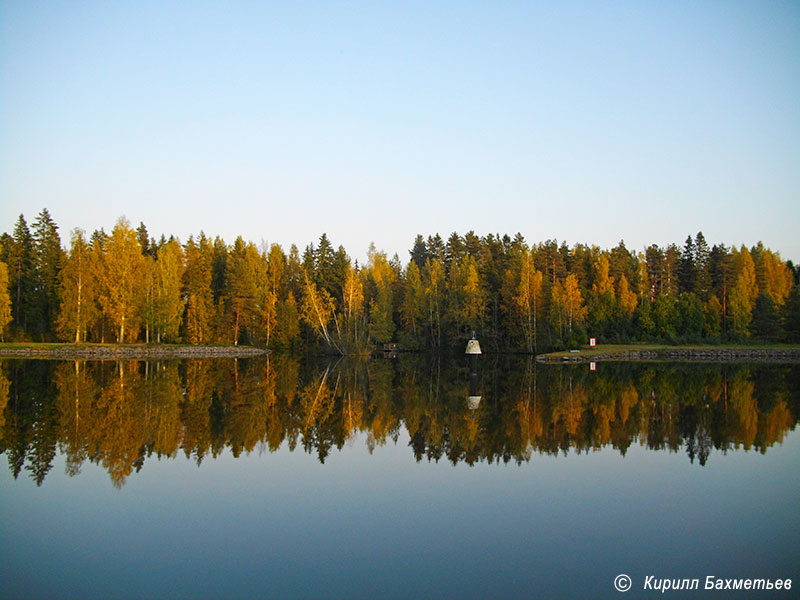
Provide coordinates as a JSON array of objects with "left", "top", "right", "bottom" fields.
[{"left": 536, "top": 343, "right": 800, "bottom": 362}]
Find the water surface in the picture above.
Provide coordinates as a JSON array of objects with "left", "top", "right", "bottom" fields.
[{"left": 1, "top": 357, "right": 798, "bottom": 598}]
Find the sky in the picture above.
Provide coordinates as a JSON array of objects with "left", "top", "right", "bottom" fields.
[{"left": 1, "top": 1, "right": 798, "bottom": 264}]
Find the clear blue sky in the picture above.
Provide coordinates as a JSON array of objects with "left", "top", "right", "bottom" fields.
[{"left": 1, "top": 1, "right": 798, "bottom": 263}]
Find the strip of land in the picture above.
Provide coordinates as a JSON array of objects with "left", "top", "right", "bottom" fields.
[
  {"left": 0, "top": 343, "right": 267, "bottom": 359},
  {"left": 536, "top": 344, "right": 800, "bottom": 362}
]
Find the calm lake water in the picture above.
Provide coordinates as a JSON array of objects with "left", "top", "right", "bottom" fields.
[{"left": 1, "top": 356, "right": 798, "bottom": 599}]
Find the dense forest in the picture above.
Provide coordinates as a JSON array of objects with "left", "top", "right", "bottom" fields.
[{"left": 1, "top": 208, "right": 799, "bottom": 353}]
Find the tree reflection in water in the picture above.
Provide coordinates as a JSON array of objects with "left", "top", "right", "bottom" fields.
[{"left": 1, "top": 357, "right": 797, "bottom": 487}]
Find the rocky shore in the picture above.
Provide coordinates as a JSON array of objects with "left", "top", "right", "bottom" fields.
[
  {"left": 0, "top": 344, "right": 268, "bottom": 359},
  {"left": 537, "top": 348, "right": 800, "bottom": 363}
]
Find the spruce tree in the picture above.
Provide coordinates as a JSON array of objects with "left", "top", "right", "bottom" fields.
[
  {"left": 409, "top": 234, "right": 428, "bottom": 269},
  {"left": 694, "top": 232, "right": 711, "bottom": 300},
  {"left": 7, "top": 215, "right": 35, "bottom": 336},
  {"left": 32, "top": 209, "right": 64, "bottom": 339},
  {"left": 678, "top": 235, "right": 696, "bottom": 294}
]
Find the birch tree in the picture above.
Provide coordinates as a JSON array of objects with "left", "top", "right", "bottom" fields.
[
  {"left": 513, "top": 249, "right": 543, "bottom": 353},
  {"left": 153, "top": 239, "right": 185, "bottom": 342},
  {"left": 366, "top": 246, "right": 395, "bottom": 344},
  {"left": 98, "top": 218, "right": 147, "bottom": 343},
  {"left": 729, "top": 246, "right": 758, "bottom": 336},
  {"left": 183, "top": 235, "right": 213, "bottom": 344},
  {"left": 0, "top": 261, "right": 11, "bottom": 341},
  {"left": 616, "top": 274, "right": 637, "bottom": 317},
  {"left": 341, "top": 262, "right": 366, "bottom": 351},
  {"left": 301, "top": 272, "right": 340, "bottom": 353},
  {"left": 400, "top": 261, "right": 425, "bottom": 339},
  {"left": 56, "top": 230, "right": 97, "bottom": 343},
  {"left": 424, "top": 258, "right": 445, "bottom": 347}
]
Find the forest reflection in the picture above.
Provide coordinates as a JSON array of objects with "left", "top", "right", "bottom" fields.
[{"left": 0, "top": 357, "right": 797, "bottom": 487}]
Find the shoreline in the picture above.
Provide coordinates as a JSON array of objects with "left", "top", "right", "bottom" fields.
[
  {"left": 535, "top": 345, "right": 800, "bottom": 363},
  {"left": 0, "top": 343, "right": 268, "bottom": 360},
  {"left": 2, "top": 343, "right": 800, "bottom": 362}
]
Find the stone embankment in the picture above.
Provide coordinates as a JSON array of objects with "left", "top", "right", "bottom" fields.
[
  {"left": 538, "top": 348, "right": 800, "bottom": 363},
  {"left": 0, "top": 345, "right": 267, "bottom": 359}
]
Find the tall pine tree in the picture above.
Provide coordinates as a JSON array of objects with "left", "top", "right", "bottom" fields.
[{"left": 7, "top": 216, "right": 36, "bottom": 337}]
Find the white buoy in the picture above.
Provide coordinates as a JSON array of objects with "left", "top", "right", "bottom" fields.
[{"left": 465, "top": 339, "right": 482, "bottom": 354}]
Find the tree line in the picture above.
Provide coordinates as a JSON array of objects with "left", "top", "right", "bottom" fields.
[{"left": 1, "top": 208, "right": 799, "bottom": 352}]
